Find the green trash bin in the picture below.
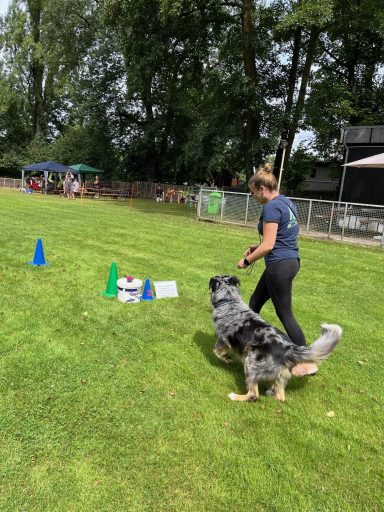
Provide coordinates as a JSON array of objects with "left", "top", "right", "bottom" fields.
[{"left": 207, "top": 192, "right": 221, "bottom": 215}]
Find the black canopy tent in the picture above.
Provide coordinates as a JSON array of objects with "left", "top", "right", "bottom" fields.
[{"left": 22, "top": 161, "right": 74, "bottom": 192}]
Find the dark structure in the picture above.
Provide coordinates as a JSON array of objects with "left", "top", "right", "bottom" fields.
[{"left": 340, "top": 126, "right": 384, "bottom": 205}]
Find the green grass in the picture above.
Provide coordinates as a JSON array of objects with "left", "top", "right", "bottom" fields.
[{"left": 0, "top": 188, "right": 383, "bottom": 512}]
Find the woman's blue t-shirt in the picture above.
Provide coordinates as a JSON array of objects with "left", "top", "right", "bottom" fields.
[{"left": 258, "top": 195, "right": 300, "bottom": 265}]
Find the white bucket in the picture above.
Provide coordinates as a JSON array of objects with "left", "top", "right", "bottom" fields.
[{"left": 117, "top": 277, "right": 143, "bottom": 303}]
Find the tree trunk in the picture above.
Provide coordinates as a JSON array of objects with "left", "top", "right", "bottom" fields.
[
  {"left": 274, "top": 26, "right": 302, "bottom": 176},
  {"left": 28, "top": 0, "right": 45, "bottom": 136},
  {"left": 280, "top": 25, "right": 319, "bottom": 178},
  {"left": 361, "top": 38, "right": 377, "bottom": 118},
  {"left": 241, "top": 0, "right": 261, "bottom": 178},
  {"left": 141, "top": 73, "right": 157, "bottom": 180}
]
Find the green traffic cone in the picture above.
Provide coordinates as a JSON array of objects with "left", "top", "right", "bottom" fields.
[{"left": 101, "top": 262, "right": 118, "bottom": 298}]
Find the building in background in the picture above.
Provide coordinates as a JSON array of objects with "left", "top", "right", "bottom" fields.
[{"left": 302, "top": 161, "right": 339, "bottom": 198}]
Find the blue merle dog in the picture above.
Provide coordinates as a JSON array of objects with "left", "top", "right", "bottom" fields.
[{"left": 209, "top": 275, "right": 342, "bottom": 402}]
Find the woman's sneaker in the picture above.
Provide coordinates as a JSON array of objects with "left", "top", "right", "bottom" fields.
[{"left": 291, "top": 363, "right": 318, "bottom": 376}]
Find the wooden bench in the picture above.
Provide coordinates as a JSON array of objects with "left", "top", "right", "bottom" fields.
[
  {"left": 99, "top": 191, "right": 130, "bottom": 200},
  {"left": 81, "top": 190, "right": 96, "bottom": 198},
  {"left": 81, "top": 188, "right": 126, "bottom": 199}
]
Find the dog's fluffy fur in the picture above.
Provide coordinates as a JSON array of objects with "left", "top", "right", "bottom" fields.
[{"left": 209, "top": 275, "right": 342, "bottom": 402}]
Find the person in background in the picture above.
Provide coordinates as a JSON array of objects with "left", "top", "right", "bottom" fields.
[
  {"left": 237, "top": 163, "right": 317, "bottom": 377},
  {"left": 65, "top": 171, "right": 74, "bottom": 199},
  {"left": 73, "top": 177, "right": 80, "bottom": 197},
  {"left": 93, "top": 175, "right": 100, "bottom": 198},
  {"left": 57, "top": 175, "right": 64, "bottom": 195},
  {"left": 165, "top": 186, "right": 175, "bottom": 203},
  {"left": 177, "top": 190, "right": 185, "bottom": 204},
  {"left": 31, "top": 178, "right": 39, "bottom": 192},
  {"left": 155, "top": 185, "right": 163, "bottom": 202},
  {"left": 47, "top": 173, "right": 54, "bottom": 193}
]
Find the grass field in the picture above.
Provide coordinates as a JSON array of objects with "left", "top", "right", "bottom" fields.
[{"left": 1, "top": 188, "right": 383, "bottom": 512}]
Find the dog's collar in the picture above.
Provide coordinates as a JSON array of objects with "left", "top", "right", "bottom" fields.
[{"left": 213, "top": 299, "right": 235, "bottom": 309}]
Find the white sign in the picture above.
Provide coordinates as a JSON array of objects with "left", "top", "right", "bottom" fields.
[{"left": 154, "top": 280, "right": 179, "bottom": 299}]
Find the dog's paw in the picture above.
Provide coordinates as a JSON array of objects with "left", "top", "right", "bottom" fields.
[
  {"left": 228, "top": 392, "right": 258, "bottom": 402},
  {"left": 214, "top": 350, "right": 232, "bottom": 363}
]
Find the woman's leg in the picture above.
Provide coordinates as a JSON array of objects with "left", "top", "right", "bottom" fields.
[
  {"left": 249, "top": 269, "right": 270, "bottom": 314},
  {"left": 265, "top": 259, "right": 307, "bottom": 347}
]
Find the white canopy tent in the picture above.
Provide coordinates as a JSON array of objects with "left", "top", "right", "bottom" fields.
[{"left": 343, "top": 152, "right": 384, "bottom": 168}]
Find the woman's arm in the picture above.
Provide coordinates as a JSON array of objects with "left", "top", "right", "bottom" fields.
[
  {"left": 243, "top": 244, "right": 259, "bottom": 257},
  {"left": 237, "top": 222, "right": 278, "bottom": 268}
]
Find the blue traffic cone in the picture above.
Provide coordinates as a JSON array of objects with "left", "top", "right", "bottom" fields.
[
  {"left": 28, "top": 238, "right": 48, "bottom": 266},
  {"left": 141, "top": 278, "right": 154, "bottom": 301}
]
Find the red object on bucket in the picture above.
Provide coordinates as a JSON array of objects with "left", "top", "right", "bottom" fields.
[{"left": 126, "top": 275, "right": 134, "bottom": 282}]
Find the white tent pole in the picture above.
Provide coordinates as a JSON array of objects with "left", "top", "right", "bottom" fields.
[
  {"left": 277, "top": 141, "right": 288, "bottom": 192},
  {"left": 44, "top": 170, "right": 48, "bottom": 193},
  {"left": 338, "top": 146, "right": 349, "bottom": 202}
]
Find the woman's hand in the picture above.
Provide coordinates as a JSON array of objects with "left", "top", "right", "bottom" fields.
[
  {"left": 238, "top": 224, "right": 277, "bottom": 269},
  {"left": 237, "top": 258, "right": 249, "bottom": 269},
  {"left": 243, "top": 244, "right": 258, "bottom": 257}
]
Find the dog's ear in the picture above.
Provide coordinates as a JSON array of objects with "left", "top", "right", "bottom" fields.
[
  {"left": 228, "top": 276, "right": 240, "bottom": 287},
  {"left": 209, "top": 277, "right": 217, "bottom": 292}
]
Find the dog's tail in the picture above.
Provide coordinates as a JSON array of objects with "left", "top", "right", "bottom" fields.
[{"left": 290, "top": 323, "right": 342, "bottom": 364}]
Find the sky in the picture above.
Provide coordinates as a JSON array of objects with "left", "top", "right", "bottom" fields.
[{"left": 0, "top": 0, "right": 9, "bottom": 16}]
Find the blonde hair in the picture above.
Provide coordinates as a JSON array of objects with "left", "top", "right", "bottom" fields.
[{"left": 248, "top": 163, "right": 277, "bottom": 192}]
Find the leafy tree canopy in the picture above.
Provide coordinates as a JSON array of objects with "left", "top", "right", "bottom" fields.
[{"left": 0, "top": 0, "right": 383, "bottom": 186}]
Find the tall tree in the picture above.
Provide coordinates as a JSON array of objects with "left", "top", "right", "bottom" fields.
[
  {"left": 306, "top": 0, "right": 384, "bottom": 155},
  {"left": 1, "top": 0, "right": 97, "bottom": 138},
  {"left": 272, "top": 0, "right": 334, "bottom": 177},
  {"left": 103, "top": 0, "right": 228, "bottom": 181},
  {"left": 1, "top": 0, "right": 383, "bottom": 184},
  {"left": 241, "top": 0, "right": 261, "bottom": 174},
  {"left": 28, "top": 0, "right": 45, "bottom": 135}
]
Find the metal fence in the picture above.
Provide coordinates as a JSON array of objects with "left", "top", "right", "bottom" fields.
[
  {"left": 2, "top": 177, "right": 383, "bottom": 246},
  {"left": 0, "top": 177, "right": 22, "bottom": 188},
  {"left": 197, "top": 188, "right": 384, "bottom": 247}
]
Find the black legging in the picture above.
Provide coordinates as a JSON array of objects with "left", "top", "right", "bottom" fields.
[{"left": 249, "top": 258, "right": 307, "bottom": 347}]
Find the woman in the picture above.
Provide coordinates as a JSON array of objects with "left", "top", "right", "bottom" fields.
[
  {"left": 65, "top": 171, "right": 74, "bottom": 199},
  {"left": 72, "top": 177, "right": 80, "bottom": 197},
  {"left": 93, "top": 175, "right": 100, "bottom": 198},
  {"left": 155, "top": 185, "right": 163, "bottom": 202},
  {"left": 237, "top": 163, "right": 317, "bottom": 376}
]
